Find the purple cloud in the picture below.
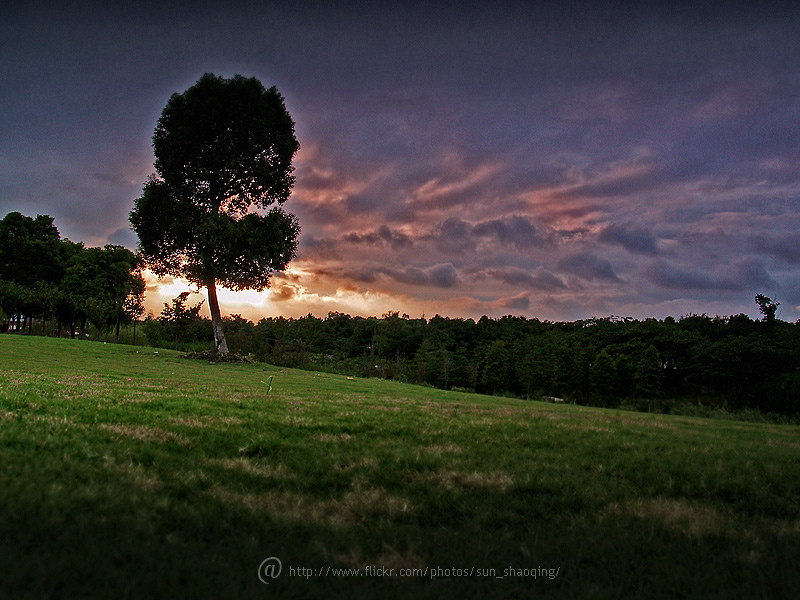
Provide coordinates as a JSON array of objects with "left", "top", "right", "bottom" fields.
[
  {"left": 557, "top": 252, "right": 620, "bottom": 282},
  {"left": 598, "top": 222, "right": 659, "bottom": 255}
]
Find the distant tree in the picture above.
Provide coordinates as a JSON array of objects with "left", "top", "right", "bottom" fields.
[
  {"left": 634, "top": 345, "right": 665, "bottom": 399},
  {"left": 124, "top": 275, "right": 147, "bottom": 344},
  {"left": 0, "top": 212, "right": 63, "bottom": 288},
  {"left": 130, "top": 73, "right": 300, "bottom": 354},
  {"left": 0, "top": 279, "right": 30, "bottom": 332},
  {"left": 755, "top": 294, "right": 780, "bottom": 323},
  {"left": 61, "top": 245, "right": 145, "bottom": 341},
  {"left": 590, "top": 348, "right": 618, "bottom": 406},
  {"left": 160, "top": 291, "right": 205, "bottom": 350},
  {"left": 480, "top": 340, "right": 512, "bottom": 395},
  {"left": 0, "top": 212, "right": 63, "bottom": 331}
]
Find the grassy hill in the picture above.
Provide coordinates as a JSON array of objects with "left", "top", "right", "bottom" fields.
[{"left": 1, "top": 335, "right": 798, "bottom": 598}]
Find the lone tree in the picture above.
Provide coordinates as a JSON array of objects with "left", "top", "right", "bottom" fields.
[
  {"left": 755, "top": 294, "right": 780, "bottom": 324},
  {"left": 130, "top": 73, "right": 300, "bottom": 353}
]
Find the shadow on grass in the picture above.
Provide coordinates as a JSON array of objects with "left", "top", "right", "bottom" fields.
[{"left": 1, "top": 449, "right": 797, "bottom": 600}]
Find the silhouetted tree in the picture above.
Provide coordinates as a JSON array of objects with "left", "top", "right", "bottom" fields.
[
  {"left": 0, "top": 212, "right": 63, "bottom": 331},
  {"left": 755, "top": 294, "right": 779, "bottom": 323},
  {"left": 160, "top": 291, "right": 205, "bottom": 350},
  {"left": 130, "top": 73, "right": 300, "bottom": 354},
  {"left": 61, "top": 245, "right": 144, "bottom": 341},
  {"left": 0, "top": 212, "right": 63, "bottom": 288}
]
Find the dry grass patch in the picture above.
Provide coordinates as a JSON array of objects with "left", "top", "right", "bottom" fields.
[
  {"left": 423, "top": 444, "right": 464, "bottom": 455},
  {"left": 206, "top": 478, "right": 413, "bottom": 526},
  {"left": 208, "top": 457, "right": 294, "bottom": 480},
  {"left": 333, "top": 456, "right": 381, "bottom": 472},
  {"left": 414, "top": 469, "right": 514, "bottom": 492},
  {"left": 168, "top": 416, "right": 207, "bottom": 428},
  {"left": 210, "top": 415, "right": 244, "bottom": 425},
  {"left": 316, "top": 541, "right": 425, "bottom": 573},
  {"left": 370, "top": 405, "right": 403, "bottom": 412},
  {"left": 556, "top": 422, "right": 615, "bottom": 433},
  {"left": 765, "top": 437, "right": 800, "bottom": 448},
  {"left": 315, "top": 432, "right": 354, "bottom": 443},
  {"left": 168, "top": 414, "right": 244, "bottom": 428},
  {"left": 602, "top": 497, "right": 729, "bottom": 539},
  {"left": 98, "top": 423, "right": 189, "bottom": 445},
  {"left": 104, "top": 457, "right": 162, "bottom": 492},
  {"left": 284, "top": 415, "right": 313, "bottom": 427}
]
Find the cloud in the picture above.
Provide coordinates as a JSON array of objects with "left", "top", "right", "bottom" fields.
[
  {"left": 644, "top": 260, "right": 716, "bottom": 290},
  {"left": 410, "top": 159, "right": 501, "bottom": 212},
  {"left": 4, "top": 3, "right": 800, "bottom": 323},
  {"left": 426, "top": 263, "right": 459, "bottom": 288},
  {"left": 644, "top": 257, "right": 776, "bottom": 292},
  {"left": 431, "top": 215, "right": 554, "bottom": 255},
  {"left": 106, "top": 226, "right": 138, "bottom": 250},
  {"left": 472, "top": 215, "right": 554, "bottom": 250},
  {"left": 480, "top": 266, "right": 566, "bottom": 290},
  {"left": 269, "top": 282, "right": 299, "bottom": 301},
  {"left": 432, "top": 218, "right": 477, "bottom": 254},
  {"left": 753, "top": 232, "right": 800, "bottom": 264},
  {"left": 496, "top": 292, "right": 531, "bottom": 311},
  {"left": 343, "top": 225, "right": 413, "bottom": 249},
  {"left": 598, "top": 222, "right": 659, "bottom": 255},
  {"left": 557, "top": 252, "right": 620, "bottom": 282},
  {"left": 382, "top": 263, "right": 458, "bottom": 288},
  {"left": 309, "top": 261, "right": 459, "bottom": 290}
]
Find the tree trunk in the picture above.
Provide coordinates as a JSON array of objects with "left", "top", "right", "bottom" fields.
[{"left": 206, "top": 278, "right": 229, "bottom": 354}]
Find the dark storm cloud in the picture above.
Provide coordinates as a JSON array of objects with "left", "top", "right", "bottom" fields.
[
  {"left": 431, "top": 216, "right": 554, "bottom": 255},
  {"left": 644, "top": 257, "right": 776, "bottom": 292},
  {"left": 644, "top": 260, "right": 718, "bottom": 291},
  {"left": 598, "top": 223, "right": 660, "bottom": 255},
  {"left": 473, "top": 216, "right": 555, "bottom": 250},
  {"left": 557, "top": 253, "right": 620, "bottom": 282},
  {"left": 381, "top": 263, "right": 458, "bottom": 289},
  {"left": 478, "top": 266, "right": 566, "bottom": 291},
  {"left": 311, "top": 260, "right": 459, "bottom": 289},
  {"left": 753, "top": 232, "right": 800, "bottom": 264},
  {"left": 432, "top": 219, "right": 477, "bottom": 254},
  {"left": 343, "top": 226, "right": 413, "bottom": 249}
]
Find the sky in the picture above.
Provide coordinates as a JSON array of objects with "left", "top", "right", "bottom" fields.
[{"left": 3, "top": 0, "right": 800, "bottom": 322}]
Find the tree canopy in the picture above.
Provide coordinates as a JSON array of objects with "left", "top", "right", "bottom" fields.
[
  {"left": 0, "top": 212, "right": 144, "bottom": 339},
  {"left": 130, "top": 73, "right": 300, "bottom": 353},
  {"left": 0, "top": 212, "right": 63, "bottom": 287}
]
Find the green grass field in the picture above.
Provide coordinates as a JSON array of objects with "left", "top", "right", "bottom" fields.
[{"left": 1, "top": 335, "right": 799, "bottom": 599}]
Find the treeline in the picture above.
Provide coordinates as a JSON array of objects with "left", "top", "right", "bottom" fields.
[
  {"left": 145, "top": 303, "right": 800, "bottom": 418},
  {"left": 0, "top": 212, "right": 144, "bottom": 341},
  {"left": 3, "top": 210, "right": 798, "bottom": 420}
]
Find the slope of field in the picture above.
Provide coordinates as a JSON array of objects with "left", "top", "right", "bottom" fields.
[{"left": 1, "top": 335, "right": 798, "bottom": 598}]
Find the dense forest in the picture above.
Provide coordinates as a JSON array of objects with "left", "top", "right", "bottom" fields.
[
  {"left": 0, "top": 212, "right": 144, "bottom": 341},
  {"left": 2, "top": 211, "right": 799, "bottom": 420},
  {"left": 141, "top": 298, "right": 800, "bottom": 420}
]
